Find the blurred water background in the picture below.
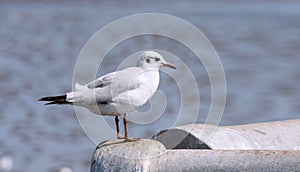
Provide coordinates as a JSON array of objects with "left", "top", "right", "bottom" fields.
[{"left": 0, "top": 0, "right": 300, "bottom": 171}]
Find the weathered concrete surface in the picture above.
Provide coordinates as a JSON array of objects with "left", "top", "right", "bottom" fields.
[
  {"left": 153, "top": 150, "right": 300, "bottom": 172},
  {"left": 91, "top": 120, "right": 300, "bottom": 171},
  {"left": 90, "top": 139, "right": 166, "bottom": 172},
  {"left": 91, "top": 139, "right": 300, "bottom": 172},
  {"left": 153, "top": 119, "right": 300, "bottom": 150}
]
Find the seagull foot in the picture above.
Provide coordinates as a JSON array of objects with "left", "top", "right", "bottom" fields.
[
  {"left": 116, "top": 136, "right": 140, "bottom": 141},
  {"left": 125, "top": 137, "right": 140, "bottom": 141}
]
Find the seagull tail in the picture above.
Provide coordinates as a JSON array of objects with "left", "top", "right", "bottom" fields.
[{"left": 38, "top": 95, "right": 72, "bottom": 105}]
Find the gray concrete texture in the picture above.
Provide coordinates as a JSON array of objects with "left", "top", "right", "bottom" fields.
[
  {"left": 91, "top": 119, "right": 300, "bottom": 171},
  {"left": 153, "top": 119, "right": 300, "bottom": 150},
  {"left": 91, "top": 140, "right": 300, "bottom": 172}
]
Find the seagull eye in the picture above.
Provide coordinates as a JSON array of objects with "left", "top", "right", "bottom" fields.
[
  {"left": 146, "top": 59, "right": 150, "bottom": 63},
  {"left": 155, "top": 57, "right": 160, "bottom": 61}
]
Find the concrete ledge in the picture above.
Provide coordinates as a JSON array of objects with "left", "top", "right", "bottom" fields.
[
  {"left": 91, "top": 139, "right": 300, "bottom": 172},
  {"left": 91, "top": 120, "right": 300, "bottom": 171},
  {"left": 91, "top": 139, "right": 166, "bottom": 172},
  {"left": 153, "top": 149, "right": 300, "bottom": 172},
  {"left": 153, "top": 119, "right": 300, "bottom": 150}
]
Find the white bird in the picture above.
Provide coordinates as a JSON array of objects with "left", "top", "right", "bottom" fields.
[{"left": 39, "top": 51, "right": 176, "bottom": 139}]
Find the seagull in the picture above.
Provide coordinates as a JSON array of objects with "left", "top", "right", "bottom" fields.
[{"left": 39, "top": 51, "right": 176, "bottom": 139}]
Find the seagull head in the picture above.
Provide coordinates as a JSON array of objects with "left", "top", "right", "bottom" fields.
[{"left": 137, "top": 51, "right": 176, "bottom": 70}]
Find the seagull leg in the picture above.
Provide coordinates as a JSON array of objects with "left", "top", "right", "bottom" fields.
[
  {"left": 123, "top": 114, "right": 140, "bottom": 141},
  {"left": 123, "top": 114, "right": 128, "bottom": 138},
  {"left": 115, "top": 116, "right": 121, "bottom": 139}
]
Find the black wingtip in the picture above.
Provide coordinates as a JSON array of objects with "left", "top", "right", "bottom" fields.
[
  {"left": 44, "top": 101, "right": 56, "bottom": 105},
  {"left": 38, "top": 95, "right": 71, "bottom": 105},
  {"left": 39, "top": 96, "right": 53, "bottom": 101},
  {"left": 38, "top": 97, "right": 54, "bottom": 105}
]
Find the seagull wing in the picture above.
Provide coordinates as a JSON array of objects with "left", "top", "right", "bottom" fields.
[
  {"left": 86, "top": 71, "right": 117, "bottom": 89},
  {"left": 78, "top": 67, "right": 144, "bottom": 105}
]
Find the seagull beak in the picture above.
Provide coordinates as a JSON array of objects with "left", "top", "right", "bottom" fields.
[{"left": 162, "top": 63, "right": 176, "bottom": 69}]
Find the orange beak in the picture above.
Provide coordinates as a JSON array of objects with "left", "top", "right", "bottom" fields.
[{"left": 162, "top": 63, "right": 176, "bottom": 69}]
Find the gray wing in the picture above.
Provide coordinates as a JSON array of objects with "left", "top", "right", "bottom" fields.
[
  {"left": 86, "top": 67, "right": 144, "bottom": 104},
  {"left": 87, "top": 67, "right": 143, "bottom": 89},
  {"left": 86, "top": 71, "right": 117, "bottom": 89}
]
